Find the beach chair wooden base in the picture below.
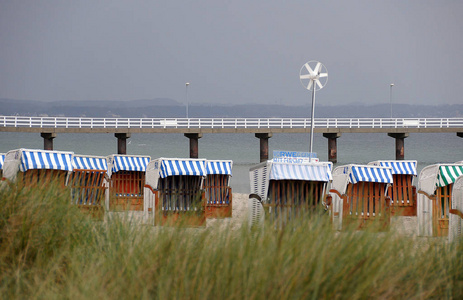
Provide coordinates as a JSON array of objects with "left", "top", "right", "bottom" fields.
[
  {"left": 110, "top": 196, "right": 144, "bottom": 211},
  {"left": 205, "top": 203, "right": 232, "bottom": 218},
  {"left": 393, "top": 200, "right": 417, "bottom": 217},
  {"left": 77, "top": 204, "right": 104, "bottom": 220},
  {"left": 154, "top": 192, "right": 206, "bottom": 227},
  {"left": 156, "top": 210, "right": 206, "bottom": 227}
]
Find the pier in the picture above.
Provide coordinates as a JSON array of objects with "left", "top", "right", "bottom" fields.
[{"left": 1, "top": 116, "right": 462, "bottom": 162}]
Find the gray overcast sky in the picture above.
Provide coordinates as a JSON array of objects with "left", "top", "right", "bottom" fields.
[{"left": 0, "top": 0, "right": 462, "bottom": 106}]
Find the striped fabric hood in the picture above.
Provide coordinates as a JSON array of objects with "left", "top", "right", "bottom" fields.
[
  {"left": 73, "top": 155, "right": 108, "bottom": 171},
  {"left": 437, "top": 165, "right": 463, "bottom": 187},
  {"left": 370, "top": 160, "right": 417, "bottom": 176},
  {"left": 344, "top": 165, "right": 393, "bottom": 184},
  {"left": 19, "top": 149, "right": 74, "bottom": 172},
  {"left": 160, "top": 158, "right": 206, "bottom": 178},
  {"left": 270, "top": 162, "right": 332, "bottom": 182},
  {"left": 145, "top": 158, "right": 207, "bottom": 190},
  {"left": 206, "top": 160, "right": 233, "bottom": 176},
  {"left": 109, "top": 155, "right": 150, "bottom": 173}
]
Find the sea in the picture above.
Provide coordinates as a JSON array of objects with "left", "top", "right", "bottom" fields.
[{"left": 1, "top": 131, "right": 462, "bottom": 193}]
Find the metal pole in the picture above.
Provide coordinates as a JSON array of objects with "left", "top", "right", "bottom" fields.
[
  {"left": 390, "top": 83, "right": 394, "bottom": 119},
  {"left": 309, "top": 86, "right": 316, "bottom": 161},
  {"left": 186, "top": 82, "right": 190, "bottom": 119}
]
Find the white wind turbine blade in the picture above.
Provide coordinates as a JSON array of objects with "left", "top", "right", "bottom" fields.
[
  {"left": 307, "top": 80, "right": 313, "bottom": 90},
  {"left": 300, "top": 74, "right": 312, "bottom": 79},
  {"left": 305, "top": 63, "right": 315, "bottom": 76},
  {"left": 314, "top": 62, "right": 322, "bottom": 75},
  {"left": 319, "top": 73, "right": 328, "bottom": 78},
  {"left": 316, "top": 79, "right": 323, "bottom": 89}
]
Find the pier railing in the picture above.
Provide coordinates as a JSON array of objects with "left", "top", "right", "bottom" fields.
[{"left": 1, "top": 116, "right": 463, "bottom": 129}]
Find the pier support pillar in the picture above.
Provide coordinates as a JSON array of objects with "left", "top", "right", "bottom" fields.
[
  {"left": 115, "top": 133, "right": 131, "bottom": 155},
  {"left": 41, "top": 132, "right": 56, "bottom": 151},
  {"left": 458, "top": 132, "right": 463, "bottom": 138},
  {"left": 388, "top": 133, "right": 409, "bottom": 160},
  {"left": 323, "top": 132, "right": 341, "bottom": 163},
  {"left": 255, "top": 133, "right": 273, "bottom": 163},
  {"left": 184, "top": 133, "right": 203, "bottom": 158}
]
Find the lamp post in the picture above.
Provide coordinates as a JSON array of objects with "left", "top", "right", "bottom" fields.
[
  {"left": 390, "top": 83, "right": 394, "bottom": 119},
  {"left": 185, "top": 82, "right": 190, "bottom": 118}
]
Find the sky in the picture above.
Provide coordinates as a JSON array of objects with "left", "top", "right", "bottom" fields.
[{"left": 0, "top": 0, "right": 462, "bottom": 106}]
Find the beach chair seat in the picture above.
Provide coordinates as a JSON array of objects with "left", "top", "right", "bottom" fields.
[
  {"left": 368, "top": 161, "right": 417, "bottom": 216},
  {"left": 418, "top": 164, "right": 463, "bottom": 237},
  {"left": 204, "top": 160, "right": 233, "bottom": 219},
  {"left": 107, "top": 155, "right": 150, "bottom": 212},
  {"left": 250, "top": 160, "right": 332, "bottom": 229},
  {"left": 144, "top": 158, "right": 207, "bottom": 227},
  {"left": 330, "top": 164, "right": 393, "bottom": 231},
  {"left": 110, "top": 171, "right": 145, "bottom": 211}
]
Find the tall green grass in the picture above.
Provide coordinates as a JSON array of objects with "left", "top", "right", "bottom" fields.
[{"left": 1, "top": 182, "right": 462, "bottom": 299}]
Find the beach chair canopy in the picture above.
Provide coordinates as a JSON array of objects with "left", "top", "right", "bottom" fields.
[
  {"left": 249, "top": 160, "right": 333, "bottom": 201},
  {"left": 368, "top": 160, "right": 417, "bottom": 176},
  {"left": 73, "top": 155, "right": 108, "bottom": 171},
  {"left": 0, "top": 153, "right": 5, "bottom": 170},
  {"left": 206, "top": 160, "right": 233, "bottom": 176},
  {"left": 332, "top": 164, "right": 393, "bottom": 195},
  {"left": 270, "top": 161, "right": 332, "bottom": 182},
  {"left": 418, "top": 163, "right": 463, "bottom": 195},
  {"left": 107, "top": 154, "right": 150, "bottom": 177},
  {"left": 437, "top": 165, "right": 463, "bottom": 187},
  {"left": 145, "top": 158, "right": 207, "bottom": 190},
  {"left": 2, "top": 149, "right": 74, "bottom": 180}
]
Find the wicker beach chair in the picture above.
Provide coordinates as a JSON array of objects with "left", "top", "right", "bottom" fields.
[
  {"left": 204, "top": 160, "right": 233, "bottom": 219},
  {"left": 368, "top": 160, "right": 417, "bottom": 216},
  {"left": 107, "top": 154, "right": 150, "bottom": 211},
  {"left": 418, "top": 163, "right": 463, "bottom": 237},
  {"left": 329, "top": 164, "right": 393, "bottom": 231},
  {"left": 249, "top": 160, "right": 332, "bottom": 229},
  {"left": 144, "top": 158, "right": 207, "bottom": 227},
  {"left": 69, "top": 154, "right": 108, "bottom": 218}
]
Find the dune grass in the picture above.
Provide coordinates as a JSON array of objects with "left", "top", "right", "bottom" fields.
[{"left": 1, "top": 181, "right": 462, "bottom": 299}]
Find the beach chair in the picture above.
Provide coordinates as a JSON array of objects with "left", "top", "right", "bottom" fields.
[
  {"left": 417, "top": 163, "right": 463, "bottom": 237},
  {"left": 449, "top": 176, "right": 463, "bottom": 242},
  {"left": 106, "top": 154, "right": 150, "bottom": 211},
  {"left": 249, "top": 160, "right": 332, "bottom": 228},
  {"left": 204, "top": 160, "right": 233, "bottom": 218},
  {"left": 144, "top": 158, "right": 207, "bottom": 227},
  {"left": 69, "top": 154, "right": 108, "bottom": 219},
  {"left": 329, "top": 164, "right": 393, "bottom": 231},
  {"left": 2, "top": 148, "right": 73, "bottom": 187},
  {"left": 368, "top": 160, "right": 417, "bottom": 216}
]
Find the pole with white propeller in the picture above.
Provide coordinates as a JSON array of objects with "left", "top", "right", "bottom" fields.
[{"left": 299, "top": 61, "right": 328, "bottom": 161}]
